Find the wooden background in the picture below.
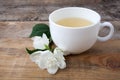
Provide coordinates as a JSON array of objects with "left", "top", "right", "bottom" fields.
[
  {"left": 0, "top": 0, "right": 119, "bottom": 21},
  {"left": 0, "top": 0, "right": 120, "bottom": 80}
]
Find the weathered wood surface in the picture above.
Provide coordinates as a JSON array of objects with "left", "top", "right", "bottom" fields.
[
  {"left": 0, "top": 0, "right": 101, "bottom": 6},
  {"left": 0, "top": 0, "right": 120, "bottom": 79},
  {"left": 0, "top": 21, "right": 120, "bottom": 80},
  {"left": 0, "top": 21, "right": 120, "bottom": 39},
  {"left": 0, "top": 0, "right": 119, "bottom": 21}
]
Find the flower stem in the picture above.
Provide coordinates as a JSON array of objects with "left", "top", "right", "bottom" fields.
[{"left": 45, "top": 45, "right": 51, "bottom": 51}]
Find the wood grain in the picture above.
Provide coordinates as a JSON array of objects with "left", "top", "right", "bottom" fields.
[
  {"left": 0, "top": 0, "right": 119, "bottom": 21},
  {"left": 0, "top": 21, "right": 120, "bottom": 80},
  {"left": 0, "top": 0, "right": 120, "bottom": 79},
  {"left": 0, "top": 21, "right": 120, "bottom": 39},
  {"left": 0, "top": 38, "right": 120, "bottom": 80},
  {"left": 0, "top": 0, "right": 101, "bottom": 6}
]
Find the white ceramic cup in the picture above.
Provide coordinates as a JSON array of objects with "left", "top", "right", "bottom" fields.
[{"left": 49, "top": 7, "right": 114, "bottom": 54}]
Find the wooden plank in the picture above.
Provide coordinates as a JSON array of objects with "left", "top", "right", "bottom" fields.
[
  {"left": 0, "top": 0, "right": 119, "bottom": 21},
  {"left": 0, "top": 0, "right": 101, "bottom": 6},
  {"left": 0, "top": 21, "right": 119, "bottom": 39},
  {"left": 0, "top": 38, "right": 120, "bottom": 80},
  {"left": 0, "top": 21, "right": 120, "bottom": 80}
]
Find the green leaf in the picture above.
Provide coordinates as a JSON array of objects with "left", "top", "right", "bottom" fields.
[
  {"left": 29, "top": 23, "right": 51, "bottom": 38},
  {"left": 26, "top": 48, "right": 45, "bottom": 55}
]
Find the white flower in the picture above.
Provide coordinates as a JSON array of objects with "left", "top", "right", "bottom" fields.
[
  {"left": 30, "top": 48, "right": 66, "bottom": 74},
  {"left": 54, "top": 47, "right": 66, "bottom": 69},
  {"left": 30, "top": 51, "right": 41, "bottom": 64},
  {"left": 39, "top": 50, "right": 59, "bottom": 74},
  {"left": 31, "top": 33, "right": 49, "bottom": 49}
]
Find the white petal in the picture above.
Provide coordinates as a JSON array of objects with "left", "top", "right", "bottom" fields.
[
  {"left": 40, "top": 50, "right": 53, "bottom": 57},
  {"left": 30, "top": 51, "right": 41, "bottom": 62},
  {"left": 54, "top": 47, "right": 65, "bottom": 60},
  {"left": 31, "top": 36, "right": 41, "bottom": 41},
  {"left": 53, "top": 47, "right": 66, "bottom": 69},
  {"left": 54, "top": 47, "right": 64, "bottom": 55},
  {"left": 42, "top": 33, "right": 49, "bottom": 45},
  {"left": 47, "top": 65, "right": 58, "bottom": 74},
  {"left": 37, "top": 59, "right": 46, "bottom": 69},
  {"left": 58, "top": 60, "right": 66, "bottom": 69},
  {"left": 32, "top": 34, "right": 49, "bottom": 49},
  {"left": 37, "top": 50, "right": 53, "bottom": 69},
  {"left": 40, "top": 50, "right": 59, "bottom": 74},
  {"left": 32, "top": 36, "right": 45, "bottom": 49},
  {"left": 33, "top": 41, "right": 45, "bottom": 49}
]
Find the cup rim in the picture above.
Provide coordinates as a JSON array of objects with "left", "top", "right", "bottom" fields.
[{"left": 49, "top": 7, "right": 101, "bottom": 29}]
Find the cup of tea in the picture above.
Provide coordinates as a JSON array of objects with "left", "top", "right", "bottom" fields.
[{"left": 49, "top": 7, "right": 114, "bottom": 54}]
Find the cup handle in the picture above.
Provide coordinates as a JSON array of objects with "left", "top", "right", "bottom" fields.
[{"left": 97, "top": 22, "right": 114, "bottom": 42}]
